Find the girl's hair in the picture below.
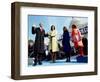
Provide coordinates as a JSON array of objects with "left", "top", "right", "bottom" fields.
[
  {"left": 51, "top": 25, "right": 55, "bottom": 31},
  {"left": 72, "top": 24, "right": 77, "bottom": 29}
]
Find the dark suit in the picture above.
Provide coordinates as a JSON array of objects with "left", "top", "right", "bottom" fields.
[{"left": 32, "top": 27, "right": 46, "bottom": 65}]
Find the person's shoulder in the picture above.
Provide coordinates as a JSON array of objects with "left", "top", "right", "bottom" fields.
[
  {"left": 34, "top": 28, "right": 39, "bottom": 33},
  {"left": 37, "top": 27, "right": 40, "bottom": 29},
  {"left": 36, "top": 28, "right": 40, "bottom": 30},
  {"left": 48, "top": 31, "right": 51, "bottom": 34}
]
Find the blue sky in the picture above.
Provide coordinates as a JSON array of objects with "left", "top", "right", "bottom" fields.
[{"left": 28, "top": 15, "right": 73, "bottom": 40}]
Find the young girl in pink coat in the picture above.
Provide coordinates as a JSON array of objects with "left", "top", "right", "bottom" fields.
[{"left": 71, "top": 24, "right": 84, "bottom": 56}]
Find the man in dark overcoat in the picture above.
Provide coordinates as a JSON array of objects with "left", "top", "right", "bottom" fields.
[{"left": 32, "top": 23, "right": 46, "bottom": 66}]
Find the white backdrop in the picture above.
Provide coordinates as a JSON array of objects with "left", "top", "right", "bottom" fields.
[{"left": 0, "top": 0, "right": 100, "bottom": 82}]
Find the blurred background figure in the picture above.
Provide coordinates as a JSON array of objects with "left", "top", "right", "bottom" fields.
[
  {"left": 82, "top": 37, "right": 88, "bottom": 55},
  {"left": 28, "top": 39, "right": 34, "bottom": 58}
]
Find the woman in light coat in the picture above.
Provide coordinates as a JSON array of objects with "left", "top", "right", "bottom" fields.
[{"left": 48, "top": 25, "right": 59, "bottom": 63}]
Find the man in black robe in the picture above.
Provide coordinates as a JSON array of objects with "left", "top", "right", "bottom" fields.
[{"left": 32, "top": 23, "right": 46, "bottom": 66}]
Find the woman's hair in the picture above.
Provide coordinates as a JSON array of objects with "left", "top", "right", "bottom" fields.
[
  {"left": 71, "top": 24, "right": 80, "bottom": 36},
  {"left": 51, "top": 25, "right": 55, "bottom": 31},
  {"left": 72, "top": 24, "right": 77, "bottom": 29},
  {"left": 63, "top": 26, "right": 68, "bottom": 32}
]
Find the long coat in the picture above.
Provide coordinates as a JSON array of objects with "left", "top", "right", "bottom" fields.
[
  {"left": 62, "top": 31, "right": 71, "bottom": 52},
  {"left": 32, "top": 27, "right": 45, "bottom": 54},
  {"left": 71, "top": 29, "right": 83, "bottom": 48},
  {"left": 48, "top": 30, "right": 59, "bottom": 52}
]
